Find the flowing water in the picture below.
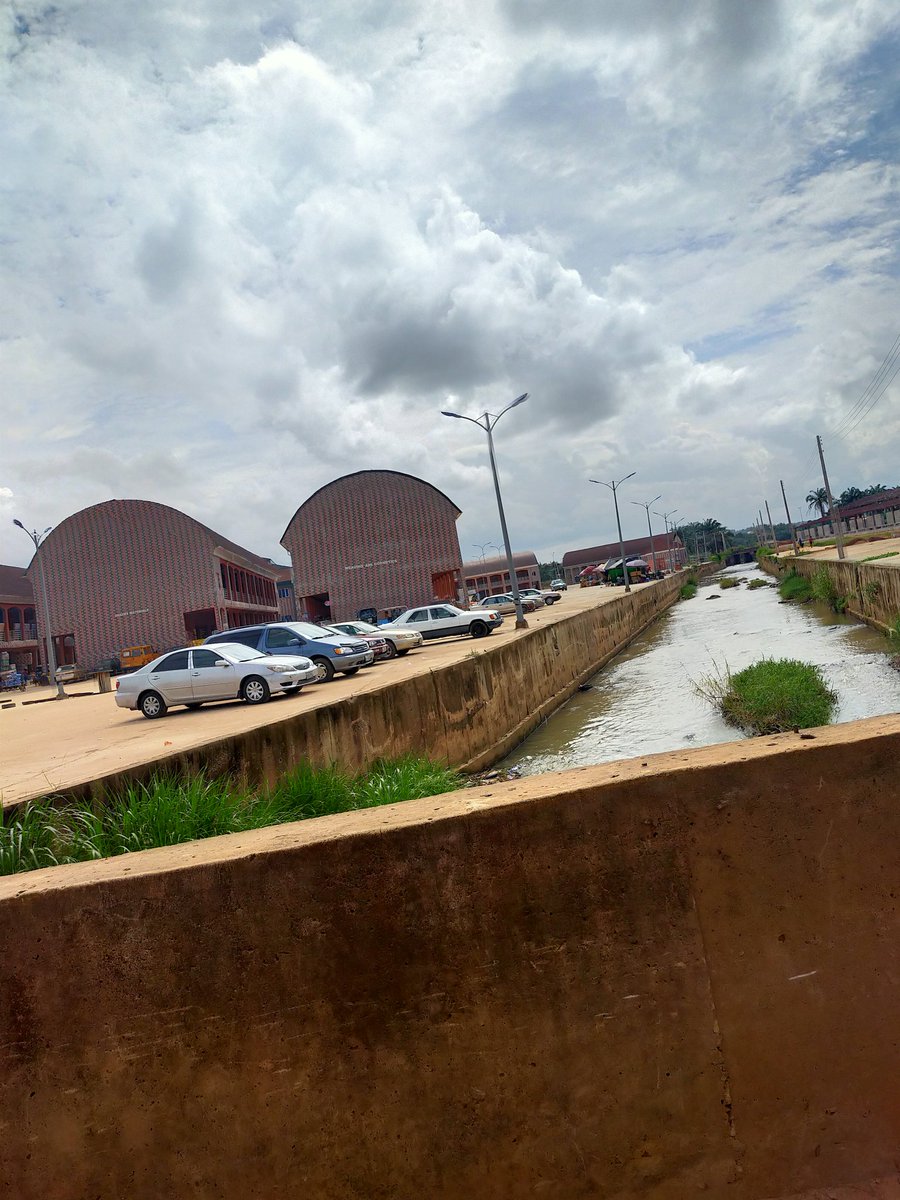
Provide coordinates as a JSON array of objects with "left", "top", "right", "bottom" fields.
[{"left": 502, "top": 565, "right": 900, "bottom": 775}]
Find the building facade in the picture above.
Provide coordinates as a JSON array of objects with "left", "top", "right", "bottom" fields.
[
  {"left": 0, "top": 564, "right": 40, "bottom": 674},
  {"left": 462, "top": 551, "right": 541, "bottom": 598},
  {"left": 799, "top": 488, "right": 900, "bottom": 541},
  {"left": 562, "top": 533, "right": 686, "bottom": 585},
  {"left": 29, "top": 499, "right": 280, "bottom": 670},
  {"left": 281, "top": 471, "right": 465, "bottom": 623}
]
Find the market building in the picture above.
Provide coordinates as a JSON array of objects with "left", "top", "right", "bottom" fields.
[
  {"left": 799, "top": 487, "right": 900, "bottom": 541},
  {"left": 0, "top": 563, "right": 41, "bottom": 675},
  {"left": 462, "top": 551, "right": 541, "bottom": 598},
  {"left": 28, "top": 499, "right": 281, "bottom": 671},
  {"left": 281, "top": 471, "right": 465, "bottom": 623},
  {"left": 562, "top": 533, "right": 686, "bottom": 586}
]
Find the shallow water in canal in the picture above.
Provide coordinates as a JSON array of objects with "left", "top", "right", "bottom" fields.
[{"left": 502, "top": 565, "right": 900, "bottom": 775}]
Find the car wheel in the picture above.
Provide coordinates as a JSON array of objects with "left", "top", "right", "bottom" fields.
[
  {"left": 343, "top": 666, "right": 360, "bottom": 676},
  {"left": 382, "top": 640, "right": 398, "bottom": 660},
  {"left": 312, "top": 657, "right": 335, "bottom": 683},
  {"left": 185, "top": 702, "right": 203, "bottom": 710},
  {"left": 396, "top": 648, "right": 410, "bottom": 656},
  {"left": 241, "top": 675, "right": 270, "bottom": 704},
  {"left": 139, "top": 691, "right": 167, "bottom": 720},
  {"left": 470, "top": 620, "right": 489, "bottom": 638}
]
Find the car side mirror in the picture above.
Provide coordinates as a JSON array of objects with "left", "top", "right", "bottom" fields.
[{"left": 215, "top": 660, "right": 230, "bottom": 668}]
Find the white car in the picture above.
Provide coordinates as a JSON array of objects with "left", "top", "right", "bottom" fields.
[
  {"left": 115, "top": 643, "right": 319, "bottom": 719},
  {"left": 521, "top": 587, "right": 561, "bottom": 605},
  {"left": 328, "top": 619, "right": 423, "bottom": 658},
  {"left": 383, "top": 603, "right": 503, "bottom": 640}
]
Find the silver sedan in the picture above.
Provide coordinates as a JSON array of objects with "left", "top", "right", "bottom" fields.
[{"left": 115, "top": 643, "right": 319, "bottom": 719}]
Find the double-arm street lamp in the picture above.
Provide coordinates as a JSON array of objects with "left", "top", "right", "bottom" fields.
[
  {"left": 13, "top": 519, "right": 66, "bottom": 698},
  {"left": 653, "top": 508, "right": 678, "bottom": 571},
  {"left": 630, "top": 494, "right": 661, "bottom": 575},
  {"left": 589, "top": 471, "right": 635, "bottom": 592},
  {"left": 441, "top": 393, "right": 529, "bottom": 629}
]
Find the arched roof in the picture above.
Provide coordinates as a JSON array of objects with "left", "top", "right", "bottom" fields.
[
  {"left": 37, "top": 499, "right": 276, "bottom": 575},
  {"left": 280, "top": 470, "right": 462, "bottom": 545}
]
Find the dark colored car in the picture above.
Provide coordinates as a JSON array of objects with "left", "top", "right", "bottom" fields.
[{"left": 204, "top": 621, "right": 373, "bottom": 682}]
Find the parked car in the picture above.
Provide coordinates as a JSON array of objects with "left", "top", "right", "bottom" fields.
[
  {"left": 325, "top": 624, "right": 391, "bottom": 663},
  {"left": 485, "top": 593, "right": 539, "bottom": 614},
  {"left": 551, "top": 578, "right": 568, "bottom": 591},
  {"left": 115, "top": 643, "right": 319, "bottom": 719},
  {"left": 383, "top": 603, "right": 503, "bottom": 640},
  {"left": 328, "top": 620, "right": 423, "bottom": 658},
  {"left": 204, "top": 621, "right": 374, "bottom": 682},
  {"left": 521, "top": 587, "right": 561, "bottom": 605}
]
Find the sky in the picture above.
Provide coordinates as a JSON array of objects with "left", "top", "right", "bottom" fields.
[{"left": 2, "top": 0, "right": 900, "bottom": 568}]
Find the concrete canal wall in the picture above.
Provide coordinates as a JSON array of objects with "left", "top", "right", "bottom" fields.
[
  {"left": 49, "top": 572, "right": 698, "bottom": 805},
  {"left": 2, "top": 714, "right": 899, "bottom": 1198},
  {"left": 761, "top": 553, "right": 900, "bottom": 632}
]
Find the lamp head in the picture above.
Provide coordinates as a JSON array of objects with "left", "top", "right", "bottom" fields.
[
  {"left": 12, "top": 518, "right": 25, "bottom": 530},
  {"left": 440, "top": 410, "right": 463, "bottom": 419},
  {"left": 510, "top": 392, "right": 528, "bottom": 408}
]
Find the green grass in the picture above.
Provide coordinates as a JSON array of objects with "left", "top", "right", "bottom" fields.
[
  {"left": 0, "top": 756, "right": 464, "bottom": 877},
  {"left": 810, "top": 566, "right": 849, "bottom": 613},
  {"left": 697, "top": 658, "right": 837, "bottom": 735},
  {"left": 679, "top": 581, "right": 698, "bottom": 599},
  {"left": 747, "top": 578, "right": 770, "bottom": 590},
  {"left": 778, "top": 572, "right": 812, "bottom": 602},
  {"left": 862, "top": 551, "right": 900, "bottom": 562},
  {"left": 719, "top": 578, "right": 739, "bottom": 589}
]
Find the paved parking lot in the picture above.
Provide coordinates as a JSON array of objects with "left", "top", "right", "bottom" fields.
[{"left": 2, "top": 584, "right": 654, "bottom": 806}]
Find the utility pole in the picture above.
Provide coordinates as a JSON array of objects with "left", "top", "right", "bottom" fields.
[
  {"left": 816, "top": 434, "right": 845, "bottom": 560},
  {"left": 765, "top": 500, "right": 778, "bottom": 550},
  {"left": 758, "top": 509, "right": 767, "bottom": 546},
  {"left": 630, "top": 496, "right": 661, "bottom": 576},
  {"left": 780, "top": 479, "right": 798, "bottom": 554},
  {"left": 590, "top": 472, "right": 636, "bottom": 592},
  {"left": 654, "top": 509, "right": 678, "bottom": 571}
]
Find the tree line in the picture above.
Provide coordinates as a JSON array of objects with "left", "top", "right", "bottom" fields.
[{"left": 804, "top": 482, "right": 898, "bottom": 518}]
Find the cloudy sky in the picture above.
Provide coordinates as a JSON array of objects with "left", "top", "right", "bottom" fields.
[{"left": 2, "top": 0, "right": 899, "bottom": 568}]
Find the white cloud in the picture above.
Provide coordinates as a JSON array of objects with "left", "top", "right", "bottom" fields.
[{"left": 1, "top": 0, "right": 899, "bottom": 566}]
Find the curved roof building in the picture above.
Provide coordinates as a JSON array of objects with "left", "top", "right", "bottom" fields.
[
  {"left": 281, "top": 471, "right": 465, "bottom": 622},
  {"left": 28, "top": 499, "right": 280, "bottom": 670}
]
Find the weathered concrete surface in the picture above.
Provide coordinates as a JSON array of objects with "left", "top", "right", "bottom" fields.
[
  {"left": 761, "top": 552, "right": 900, "bottom": 633},
  {"left": 1, "top": 715, "right": 898, "bottom": 1198},
  {"left": 3, "top": 573, "right": 694, "bottom": 807}
]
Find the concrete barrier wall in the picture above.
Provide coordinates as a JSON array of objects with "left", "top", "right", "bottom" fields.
[
  {"left": 2, "top": 715, "right": 899, "bottom": 1199},
  {"left": 762, "top": 554, "right": 900, "bottom": 631},
  {"left": 58, "top": 573, "right": 693, "bottom": 805}
]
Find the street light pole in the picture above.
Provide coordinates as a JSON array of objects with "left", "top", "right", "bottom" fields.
[
  {"left": 654, "top": 509, "right": 678, "bottom": 571},
  {"left": 13, "top": 519, "right": 66, "bottom": 698},
  {"left": 630, "top": 495, "right": 661, "bottom": 576},
  {"left": 590, "top": 472, "right": 636, "bottom": 592},
  {"left": 441, "top": 393, "right": 530, "bottom": 629}
]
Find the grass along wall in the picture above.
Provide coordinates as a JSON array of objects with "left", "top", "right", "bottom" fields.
[{"left": 760, "top": 554, "right": 900, "bottom": 632}]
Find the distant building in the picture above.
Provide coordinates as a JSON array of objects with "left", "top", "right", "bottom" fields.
[
  {"left": 281, "top": 470, "right": 465, "bottom": 622},
  {"left": 561, "top": 533, "right": 685, "bottom": 585},
  {"left": 799, "top": 488, "right": 900, "bottom": 541},
  {"left": 271, "top": 564, "right": 297, "bottom": 620},
  {"left": 0, "top": 564, "right": 41, "bottom": 674},
  {"left": 462, "top": 551, "right": 541, "bottom": 598},
  {"left": 29, "top": 499, "right": 281, "bottom": 669}
]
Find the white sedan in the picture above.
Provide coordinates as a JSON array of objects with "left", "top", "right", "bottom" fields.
[
  {"left": 382, "top": 603, "right": 503, "bottom": 640},
  {"left": 115, "top": 643, "right": 319, "bottom": 719}
]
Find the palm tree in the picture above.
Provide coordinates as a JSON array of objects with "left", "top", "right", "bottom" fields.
[{"left": 805, "top": 488, "right": 828, "bottom": 518}]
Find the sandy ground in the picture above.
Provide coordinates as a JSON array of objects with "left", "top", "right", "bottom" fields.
[
  {"left": 2, "top": 582, "right": 655, "bottom": 807},
  {"left": 791, "top": 533, "right": 900, "bottom": 564}
]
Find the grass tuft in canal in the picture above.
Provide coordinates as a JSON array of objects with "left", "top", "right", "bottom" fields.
[
  {"left": 0, "top": 756, "right": 463, "bottom": 876},
  {"left": 719, "top": 578, "right": 739, "bottom": 589},
  {"left": 778, "top": 571, "right": 812, "bottom": 602},
  {"left": 696, "top": 658, "right": 837, "bottom": 736}
]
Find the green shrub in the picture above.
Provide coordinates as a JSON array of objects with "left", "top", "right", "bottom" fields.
[
  {"left": 0, "top": 757, "right": 464, "bottom": 877},
  {"left": 719, "top": 578, "right": 739, "bottom": 589},
  {"left": 747, "top": 578, "right": 770, "bottom": 590},
  {"left": 679, "top": 581, "right": 698, "bottom": 600},
  {"left": 810, "top": 566, "right": 849, "bottom": 613},
  {"left": 778, "top": 572, "right": 812, "bottom": 602},
  {"left": 697, "top": 658, "right": 837, "bottom": 735},
  {"left": 756, "top": 545, "right": 776, "bottom": 558}
]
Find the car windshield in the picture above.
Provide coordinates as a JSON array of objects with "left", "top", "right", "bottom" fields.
[
  {"left": 213, "top": 644, "right": 266, "bottom": 663},
  {"left": 352, "top": 621, "right": 378, "bottom": 633},
  {"left": 288, "top": 622, "right": 334, "bottom": 639}
]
